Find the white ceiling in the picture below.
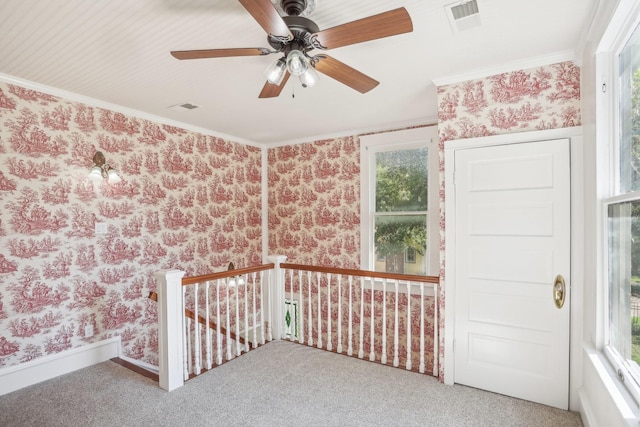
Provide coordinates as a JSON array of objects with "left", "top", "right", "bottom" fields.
[{"left": 0, "top": 0, "right": 596, "bottom": 146}]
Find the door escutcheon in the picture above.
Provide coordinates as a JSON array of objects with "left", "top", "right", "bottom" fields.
[{"left": 554, "top": 275, "right": 566, "bottom": 309}]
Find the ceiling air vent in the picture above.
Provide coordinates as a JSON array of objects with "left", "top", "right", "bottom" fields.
[
  {"left": 445, "top": 0, "right": 481, "bottom": 33},
  {"left": 168, "top": 102, "right": 199, "bottom": 111}
]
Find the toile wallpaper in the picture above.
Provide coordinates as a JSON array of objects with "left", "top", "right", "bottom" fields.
[
  {"left": 267, "top": 138, "right": 361, "bottom": 269},
  {"left": 437, "top": 60, "right": 581, "bottom": 142},
  {"left": 0, "top": 81, "right": 262, "bottom": 368}
]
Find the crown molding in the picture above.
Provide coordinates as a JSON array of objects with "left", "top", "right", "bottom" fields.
[
  {"left": 266, "top": 116, "right": 438, "bottom": 148},
  {"left": 0, "top": 73, "right": 266, "bottom": 149},
  {"left": 431, "top": 50, "right": 577, "bottom": 87}
]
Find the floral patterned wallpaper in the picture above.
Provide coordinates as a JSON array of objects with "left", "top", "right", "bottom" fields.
[
  {"left": 267, "top": 137, "right": 361, "bottom": 269},
  {"left": 435, "top": 60, "right": 582, "bottom": 379},
  {"left": 0, "top": 81, "right": 262, "bottom": 368},
  {"left": 437, "top": 60, "right": 581, "bottom": 141}
]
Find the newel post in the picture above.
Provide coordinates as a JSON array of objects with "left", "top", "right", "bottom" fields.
[
  {"left": 155, "top": 269, "right": 186, "bottom": 391},
  {"left": 266, "top": 255, "right": 287, "bottom": 340}
]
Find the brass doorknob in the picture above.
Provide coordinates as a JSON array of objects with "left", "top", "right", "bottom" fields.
[{"left": 554, "top": 275, "right": 566, "bottom": 309}]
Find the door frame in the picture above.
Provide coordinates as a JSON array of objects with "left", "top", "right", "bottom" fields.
[{"left": 443, "top": 126, "right": 584, "bottom": 410}]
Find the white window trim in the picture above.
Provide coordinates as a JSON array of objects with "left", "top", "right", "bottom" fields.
[
  {"left": 359, "top": 126, "right": 439, "bottom": 276},
  {"left": 596, "top": 0, "right": 640, "bottom": 414}
]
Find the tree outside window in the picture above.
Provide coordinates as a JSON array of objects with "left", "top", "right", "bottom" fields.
[{"left": 374, "top": 147, "right": 428, "bottom": 275}]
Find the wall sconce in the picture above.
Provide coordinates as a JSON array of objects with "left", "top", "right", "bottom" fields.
[
  {"left": 226, "top": 262, "right": 245, "bottom": 287},
  {"left": 88, "top": 151, "right": 121, "bottom": 184}
]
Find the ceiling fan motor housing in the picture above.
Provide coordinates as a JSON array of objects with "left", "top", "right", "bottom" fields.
[
  {"left": 267, "top": 15, "right": 319, "bottom": 53},
  {"left": 281, "top": 0, "right": 307, "bottom": 16}
]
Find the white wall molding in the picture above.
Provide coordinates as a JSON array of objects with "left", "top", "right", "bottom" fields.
[
  {"left": 0, "top": 72, "right": 434, "bottom": 150},
  {"left": 267, "top": 118, "right": 438, "bottom": 148},
  {"left": 0, "top": 337, "right": 120, "bottom": 396},
  {"left": 0, "top": 73, "right": 263, "bottom": 149},
  {"left": 432, "top": 50, "right": 576, "bottom": 87}
]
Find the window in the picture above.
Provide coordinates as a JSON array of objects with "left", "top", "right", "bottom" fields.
[
  {"left": 360, "top": 126, "right": 439, "bottom": 276},
  {"left": 604, "top": 17, "right": 640, "bottom": 403},
  {"left": 405, "top": 247, "right": 416, "bottom": 264}
]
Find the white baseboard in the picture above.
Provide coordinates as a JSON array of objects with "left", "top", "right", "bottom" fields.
[
  {"left": 118, "top": 353, "right": 159, "bottom": 374},
  {"left": 0, "top": 337, "right": 120, "bottom": 396}
]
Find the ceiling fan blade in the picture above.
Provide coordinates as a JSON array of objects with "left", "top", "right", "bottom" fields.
[
  {"left": 312, "top": 7, "right": 413, "bottom": 50},
  {"left": 171, "top": 48, "right": 271, "bottom": 60},
  {"left": 314, "top": 56, "right": 379, "bottom": 94},
  {"left": 259, "top": 72, "right": 291, "bottom": 98},
  {"left": 239, "top": 0, "right": 292, "bottom": 39}
]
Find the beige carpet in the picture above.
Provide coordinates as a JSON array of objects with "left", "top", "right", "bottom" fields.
[{"left": 0, "top": 340, "right": 582, "bottom": 426}]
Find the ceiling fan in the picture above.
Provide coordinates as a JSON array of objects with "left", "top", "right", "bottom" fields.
[{"left": 170, "top": 0, "right": 413, "bottom": 98}]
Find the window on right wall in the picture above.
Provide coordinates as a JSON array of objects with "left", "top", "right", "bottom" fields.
[{"left": 605, "top": 17, "right": 640, "bottom": 404}]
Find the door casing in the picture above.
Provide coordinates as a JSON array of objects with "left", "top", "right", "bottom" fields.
[{"left": 443, "top": 127, "right": 584, "bottom": 410}]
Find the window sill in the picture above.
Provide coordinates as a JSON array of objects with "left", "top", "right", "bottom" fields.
[{"left": 581, "top": 346, "right": 639, "bottom": 426}]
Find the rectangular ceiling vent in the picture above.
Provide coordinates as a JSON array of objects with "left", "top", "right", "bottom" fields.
[
  {"left": 445, "top": 0, "right": 481, "bottom": 33},
  {"left": 168, "top": 102, "right": 199, "bottom": 111}
]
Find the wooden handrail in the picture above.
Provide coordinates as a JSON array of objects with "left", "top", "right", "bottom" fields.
[
  {"left": 181, "top": 263, "right": 275, "bottom": 286},
  {"left": 148, "top": 292, "right": 246, "bottom": 345},
  {"left": 280, "top": 263, "right": 439, "bottom": 284}
]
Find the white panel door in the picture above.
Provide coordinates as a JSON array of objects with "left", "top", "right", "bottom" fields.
[{"left": 453, "top": 139, "right": 570, "bottom": 409}]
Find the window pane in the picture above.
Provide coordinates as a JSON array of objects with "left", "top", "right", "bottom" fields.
[
  {"left": 375, "top": 148, "right": 428, "bottom": 212},
  {"left": 619, "top": 23, "right": 640, "bottom": 193},
  {"left": 374, "top": 215, "right": 426, "bottom": 275},
  {"left": 608, "top": 200, "right": 640, "bottom": 384}
]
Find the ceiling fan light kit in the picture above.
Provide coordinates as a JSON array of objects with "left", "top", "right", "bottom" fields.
[
  {"left": 170, "top": 0, "right": 413, "bottom": 98},
  {"left": 286, "top": 49, "right": 308, "bottom": 76},
  {"left": 299, "top": 64, "right": 318, "bottom": 88},
  {"left": 264, "top": 57, "right": 287, "bottom": 85}
]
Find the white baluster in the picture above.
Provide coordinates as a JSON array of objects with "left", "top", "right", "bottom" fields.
[
  {"left": 226, "top": 278, "right": 232, "bottom": 361},
  {"left": 186, "top": 317, "right": 192, "bottom": 379},
  {"left": 347, "top": 275, "right": 353, "bottom": 356},
  {"left": 307, "top": 271, "right": 313, "bottom": 347},
  {"left": 393, "top": 280, "right": 399, "bottom": 367},
  {"left": 406, "top": 281, "right": 412, "bottom": 371},
  {"left": 288, "top": 269, "right": 294, "bottom": 341},
  {"left": 298, "top": 270, "right": 304, "bottom": 344},
  {"left": 327, "top": 273, "right": 332, "bottom": 351},
  {"left": 358, "top": 277, "right": 364, "bottom": 359},
  {"left": 369, "top": 277, "right": 375, "bottom": 362},
  {"left": 194, "top": 283, "right": 201, "bottom": 375},
  {"left": 243, "top": 274, "right": 250, "bottom": 352},
  {"left": 183, "top": 286, "right": 190, "bottom": 380},
  {"left": 433, "top": 284, "right": 439, "bottom": 377},
  {"left": 419, "top": 282, "right": 425, "bottom": 374},
  {"left": 267, "top": 269, "right": 273, "bottom": 342},
  {"left": 260, "top": 271, "right": 266, "bottom": 344},
  {"left": 317, "top": 271, "right": 323, "bottom": 349},
  {"left": 235, "top": 276, "right": 241, "bottom": 356},
  {"left": 216, "top": 279, "right": 222, "bottom": 365},
  {"left": 252, "top": 272, "right": 258, "bottom": 349},
  {"left": 205, "top": 281, "right": 212, "bottom": 370},
  {"left": 282, "top": 269, "right": 293, "bottom": 341},
  {"left": 381, "top": 279, "right": 387, "bottom": 365},
  {"left": 337, "top": 274, "right": 343, "bottom": 354}
]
